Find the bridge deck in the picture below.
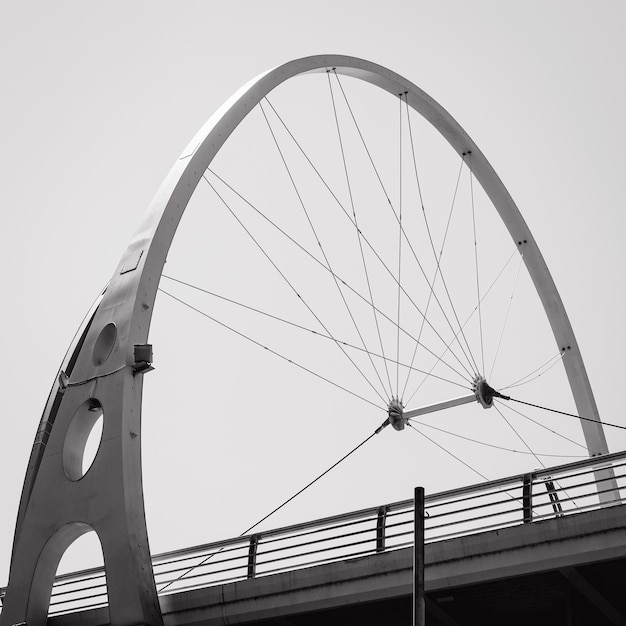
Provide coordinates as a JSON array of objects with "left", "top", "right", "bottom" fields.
[
  {"left": 3, "top": 451, "right": 626, "bottom": 625},
  {"left": 48, "top": 504, "right": 626, "bottom": 626}
]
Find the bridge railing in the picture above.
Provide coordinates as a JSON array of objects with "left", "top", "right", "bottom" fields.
[{"left": 2, "top": 450, "right": 626, "bottom": 616}]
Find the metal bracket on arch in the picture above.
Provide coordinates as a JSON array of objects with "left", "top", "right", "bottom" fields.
[{"left": 133, "top": 344, "right": 154, "bottom": 375}]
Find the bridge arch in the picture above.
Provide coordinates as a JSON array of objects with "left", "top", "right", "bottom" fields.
[{"left": 0, "top": 55, "right": 609, "bottom": 626}]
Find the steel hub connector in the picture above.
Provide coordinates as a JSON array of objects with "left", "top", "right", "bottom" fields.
[
  {"left": 388, "top": 397, "right": 406, "bottom": 431},
  {"left": 473, "top": 375, "right": 499, "bottom": 408}
]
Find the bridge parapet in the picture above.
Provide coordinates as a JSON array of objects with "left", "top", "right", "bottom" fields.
[{"left": 3, "top": 450, "right": 625, "bottom": 618}]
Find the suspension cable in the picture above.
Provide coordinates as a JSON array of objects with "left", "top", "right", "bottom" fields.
[
  {"left": 259, "top": 99, "right": 387, "bottom": 401},
  {"left": 264, "top": 93, "right": 474, "bottom": 387},
  {"left": 404, "top": 247, "right": 518, "bottom": 408},
  {"left": 159, "top": 287, "right": 384, "bottom": 411},
  {"left": 239, "top": 429, "right": 380, "bottom": 536},
  {"left": 493, "top": 403, "right": 545, "bottom": 469},
  {"left": 202, "top": 173, "right": 388, "bottom": 406},
  {"left": 206, "top": 168, "right": 472, "bottom": 386},
  {"left": 160, "top": 275, "right": 468, "bottom": 389},
  {"left": 332, "top": 70, "right": 479, "bottom": 379},
  {"left": 500, "top": 350, "right": 567, "bottom": 391},
  {"left": 494, "top": 400, "right": 587, "bottom": 450},
  {"left": 494, "top": 401, "right": 582, "bottom": 510},
  {"left": 489, "top": 246, "right": 525, "bottom": 380},
  {"left": 396, "top": 92, "right": 404, "bottom": 397},
  {"left": 407, "top": 422, "right": 489, "bottom": 481},
  {"left": 505, "top": 397, "right": 626, "bottom": 432},
  {"left": 402, "top": 110, "right": 480, "bottom": 393},
  {"left": 263, "top": 93, "right": 476, "bottom": 383},
  {"left": 468, "top": 152, "right": 485, "bottom": 375},
  {"left": 407, "top": 419, "right": 586, "bottom": 458},
  {"left": 324, "top": 72, "right": 393, "bottom": 398},
  {"left": 158, "top": 426, "right": 382, "bottom": 592}
]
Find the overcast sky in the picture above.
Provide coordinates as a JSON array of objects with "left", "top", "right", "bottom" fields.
[{"left": 1, "top": 1, "right": 626, "bottom": 588}]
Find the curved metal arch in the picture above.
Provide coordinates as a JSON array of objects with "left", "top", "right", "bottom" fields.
[
  {"left": 95, "top": 54, "right": 608, "bottom": 457},
  {"left": 25, "top": 523, "right": 96, "bottom": 624},
  {"left": 0, "top": 55, "right": 610, "bottom": 626}
]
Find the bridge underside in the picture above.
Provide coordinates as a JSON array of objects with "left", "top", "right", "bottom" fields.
[
  {"left": 50, "top": 505, "right": 626, "bottom": 626},
  {"left": 241, "top": 558, "right": 626, "bottom": 626}
]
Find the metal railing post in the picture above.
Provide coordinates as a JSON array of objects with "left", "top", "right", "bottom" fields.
[
  {"left": 247, "top": 535, "right": 258, "bottom": 579},
  {"left": 522, "top": 473, "right": 534, "bottom": 523},
  {"left": 376, "top": 506, "right": 388, "bottom": 553}
]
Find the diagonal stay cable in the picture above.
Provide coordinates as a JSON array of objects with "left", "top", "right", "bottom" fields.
[
  {"left": 206, "top": 167, "right": 472, "bottom": 386},
  {"left": 493, "top": 403, "right": 545, "bottom": 469},
  {"left": 401, "top": 134, "right": 473, "bottom": 399},
  {"left": 259, "top": 99, "right": 390, "bottom": 401},
  {"left": 400, "top": 93, "right": 447, "bottom": 401},
  {"left": 468, "top": 152, "right": 486, "bottom": 375},
  {"left": 396, "top": 92, "right": 404, "bottom": 397},
  {"left": 404, "top": 247, "right": 518, "bottom": 408},
  {"left": 334, "top": 72, "right": 479, "bottom": 376},
  {"left": 238, "top": 428, "right": 380, "bottom": 536},
  {"left": 260, "top": 97, "right": 475, "bottom": 382},
  {"left": 260, "top": 98, "right": 478, "bottom": 379},
  {"left": 500, "top": 350, "right": 567, "bottom": 391},
  {"left": 407, "top": 422, "right": 530, "bottom": 508},
  {"left": 160, "top": 274, "right": 468, "bottom": 389},
  {"left": 202, "top": 173, "right": 388, "bottom": 406},
  {"left": 407, "top": 422, "right": 489, "bottom": 481},
  {"left": 333, "top": 72, "right": 479, "bottom": 378},
  {"left": 407, "top": 418, "right": 587, "bottom": 458},
  {"left": 407, "top": 423, "right": 524, "bottom": 507},
  {"left": 159, "top": 287, "right": 384, "bottom": 411},
  {"left": 324, "top": 72, "right": 394, "bottom": 398},
  {"left": 157, "top": 425, "right": 382, "bottom": 593},
  {"left": 401, "top": 99, "right": 480, "bottom": 396},
  {"left": 489, "top": 246, "right": 526, "bottom": 380},
  {"left": 503, "top": 397, "right": 626, "bottom": 433},
  {"left": 493, "top": 400, "right": 587, "bottom": 450},
  {"left": 493, "top": 399, "right": 605, "bottom": 512},
  {"left": 493, "top": 401, "right": 581, "bottom": 511},
  {"left": 333, "top": 70, "right": 481, "bottom": 378}
]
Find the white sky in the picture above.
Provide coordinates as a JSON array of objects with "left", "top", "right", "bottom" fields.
[{"left": 1, "top": 1, "right": 626, "bottom": 588}]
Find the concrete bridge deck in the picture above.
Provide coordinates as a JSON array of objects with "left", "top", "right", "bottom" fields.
[
  {"left": 3, "top": 451, "right": 626, "bottom": 625},
  {"left": 48, "top": 503, "right": 626, "bottom": 626}
]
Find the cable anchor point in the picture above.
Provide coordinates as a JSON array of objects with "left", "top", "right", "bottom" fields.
[
  {"left": 375, "top": 397, "right": 407, "bottom": 434},
  {"left": 388, "top": 397, "right": 407, "bottom": 431},
  {"left": 472, "top": 375, "right": 510, "bottom": 408}
]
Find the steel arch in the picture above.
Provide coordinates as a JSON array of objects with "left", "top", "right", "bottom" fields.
[{"left": 0, "top": 55, "right": 610, "bottom": 626}]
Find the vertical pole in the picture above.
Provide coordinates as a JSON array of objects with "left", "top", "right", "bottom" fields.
[{"left": 414, "top": 486, "right": 425, "bottom": 626}]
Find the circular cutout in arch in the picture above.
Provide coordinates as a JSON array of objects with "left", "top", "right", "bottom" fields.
[
  {"left": 92, "top": 322, "right": 117, "bottom": 366},
  {"left": 62, "top": 399, "right": 104, "bottom": 481}
]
